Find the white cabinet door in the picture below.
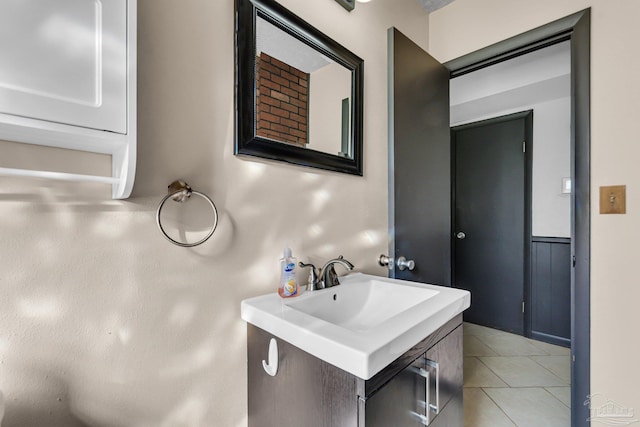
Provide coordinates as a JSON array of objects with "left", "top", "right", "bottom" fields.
[{"left": 0, "top": 0, "right": 127, "bottom": 134}]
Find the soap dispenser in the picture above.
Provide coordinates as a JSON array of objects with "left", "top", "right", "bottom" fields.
[{"left": 278, "top": 246, "right": 299, "bottom": 298}]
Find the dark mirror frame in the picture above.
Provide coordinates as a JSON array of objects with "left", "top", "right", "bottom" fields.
[{"left": 235, "top": 0, "right": 364, "bottom": 176}]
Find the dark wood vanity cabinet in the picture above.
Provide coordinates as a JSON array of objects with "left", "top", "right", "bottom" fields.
[{"left": 247, "top": 314, "right": 463, "bottom": 427}]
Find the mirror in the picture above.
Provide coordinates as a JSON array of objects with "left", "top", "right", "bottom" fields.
[{"left": 235, "top": 0, "right": 364, "bottom": 175}]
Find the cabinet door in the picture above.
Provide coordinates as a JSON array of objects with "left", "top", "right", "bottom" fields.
[
  {"left": 0, "top": 0, "right": 127, "bottom": 133},
  {"left": 247, "top": 325, "right": 358, "bottom": 427},
  {"left": 364, "top": 326, "right": 463, "bottom": 427},
  {"left": 424, "top": 325, "right": 463, "bottom": 425},
  {"left": 364, "top": 357, "right": 425, "bottom": 427}
]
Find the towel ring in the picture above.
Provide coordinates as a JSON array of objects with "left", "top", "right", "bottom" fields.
[{"left": 156, "top": 180, "right": 218, "bottom": 247}]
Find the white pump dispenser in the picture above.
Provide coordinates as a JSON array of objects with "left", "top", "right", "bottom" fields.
[{"left": 279, "top": 246, "right": 299, "bottom": 298}]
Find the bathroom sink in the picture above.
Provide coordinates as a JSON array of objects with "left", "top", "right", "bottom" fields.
[
  {"left": 241, "top": 273, "right": 470, "bottom": 379},
  {"left": 286, "top": 278, "right": 439, "bottom": 333}
]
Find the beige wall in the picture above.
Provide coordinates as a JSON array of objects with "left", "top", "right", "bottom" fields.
[
  {"left": 431, "top": 0, "right": 640, "bottom": 415},
  {"left": 0, "top": 0, "right": 427, "bottom": 426},
  {"left": 308, "top": 62, "right": 352, "bottom": 156}
]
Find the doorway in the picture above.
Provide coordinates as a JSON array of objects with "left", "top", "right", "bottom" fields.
[
  {"left": 450, "top": 38, "right": 573, "bottom": 347},
  {"left": 388, "top": 9, "right": 590, "bottom": 426},
  {"left": 452, "top": 111, "right": 532, "bottom": 336},
  {"left": 444, "top": 18, "right": 590, "bottom": 425},
  {"left": 445, "top": 13, "right": 590, "bottom": 426}
]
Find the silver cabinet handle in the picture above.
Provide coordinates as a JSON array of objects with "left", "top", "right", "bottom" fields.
[
  {"left": 396, "top": 256, "right": 415, "bottom": 271},
  {"left": 411, "top": 366, "right": 431, "bottom": 426},
  {"left": 456, "top": 231, "right": 466, "bottom": 239},
  {"left": 426, "top": 359, "right": 440, "bottom": 416},
  {"left": 413, "top": 359, "right": 440, "bottom": 425},
  {"left": 378, "top": 254, "right": 394, "bottom": 270}
]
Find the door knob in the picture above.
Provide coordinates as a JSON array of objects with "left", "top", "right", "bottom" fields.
[
  {"left": 456, "top": 232, "right": 466, "bottom": 240},
  {"left": 396, "top": 256, "right": 415, "bottom": 271},
  {"left": 378, "top": 254, "right": 394, "bottom": 270}
]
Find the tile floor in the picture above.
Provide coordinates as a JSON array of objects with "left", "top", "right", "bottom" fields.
[{"left": 463, "top": 323, "right": 571, "bottom": 427}]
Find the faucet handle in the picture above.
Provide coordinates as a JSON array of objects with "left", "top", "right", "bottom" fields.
[{"left": 298, "top": 262, "right": 318, "bottom": 291}]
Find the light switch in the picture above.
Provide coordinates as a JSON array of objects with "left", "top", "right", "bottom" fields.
[{"left": 600, "top": 185, "right": 626, "bottom": 214}]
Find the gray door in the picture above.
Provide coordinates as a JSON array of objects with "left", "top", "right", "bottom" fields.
[
  {"left": 452, "top": 113, "right": 530, "bottom": 335},
  {"left": 388, "top": 28, "right": 450, "bottom": 285}
]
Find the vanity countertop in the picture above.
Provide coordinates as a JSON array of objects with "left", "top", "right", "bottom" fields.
[{"left": 241, "top": 273, "right": 470, "bottom": 379}]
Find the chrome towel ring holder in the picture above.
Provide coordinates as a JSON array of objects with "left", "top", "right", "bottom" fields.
[{"left": 156, "top": 180, "right": 218, "bottom": 247}]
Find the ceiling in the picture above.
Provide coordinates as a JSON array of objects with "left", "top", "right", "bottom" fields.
[
  {"left": 417, "top": 0, "right": 456, "bottom": 13},
  {"left": 450, "top": 40, "right": 571, "bottom": 125},
  {"left": 256, "top": 16, "right": 332, "bottom": 73}
]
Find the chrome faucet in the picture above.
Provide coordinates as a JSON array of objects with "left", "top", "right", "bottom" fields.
[
  {"left": 299, "top": 255, "right": 354, "bottom": 291},
  {"left": 320, "top": 256, "right": 355, "bottom": 288}
]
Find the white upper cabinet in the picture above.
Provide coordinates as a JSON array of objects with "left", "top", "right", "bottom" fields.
[
  {"left": 0, "top": 0, "right": 127, "bottom": 133},
  {"left": 0, "top": 0, "right": 136, "bottom": 199}
]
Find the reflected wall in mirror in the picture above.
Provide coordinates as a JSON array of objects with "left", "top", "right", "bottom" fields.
[
  {"left": 235, "top": 0, "right": 364, "bottom": 175},
  {"left": 256, "top": 17, "right": 353, "bottom": 158}
]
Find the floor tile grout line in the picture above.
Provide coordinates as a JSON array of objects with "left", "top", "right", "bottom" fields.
[
  {"left": 527, "top": 355, "right": 571, "bottom": 386},
  {"left": 470, "top": 325, "right": 569, "bottom": 387},
  {"left": 468, "top": 385, "right": 566, "bottom": 389},
  {"left": 463, "top": 356, "right": 510, "bottom": 389},
  {"left": 524, "top": 336, "right": 571, "bottom": 356},
  {"left": 481, "top": 337, "right": 550, "bottom": 358},
  {"left": 474, "top": 355, "right": 515, "bottom": 387},
  {"left": 482, "top": 386, "right": 572, "bottom": 425},
  {"left": 479, "top": 387, "right": 518, "bottom": 427},
  {"left": 464, "top": 335, "right": 500, "bottom": 357},
  {"left": 476, "top": 355, "right": 569, "bottom": 388},
  {"left": 526, "top": 337, "right": 571, "bottom": 355},
  {"left": 468, "top": 323, "right": 573, "bottom": 358},
  {"left": 473, "top": 333, "right": 548, "bottom": 357},
  {"left": 523, "top": 336, "right": 553, "bottom": 355},
  {"left": 468, "top": 333, "right": 570, "bottom": 388},
  {"left": 543, "top": 386, "right": 572, "bottom": 409},
  {"left": 464, "top": 323, "right": 572, "bottom": 425}
]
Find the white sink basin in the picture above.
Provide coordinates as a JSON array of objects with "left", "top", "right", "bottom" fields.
[
  {"left": 241, "top": 273, "right": 470, "bottom": 379},
  {"left": 286, "top": 278, "right": 439, "bottom": 332}
]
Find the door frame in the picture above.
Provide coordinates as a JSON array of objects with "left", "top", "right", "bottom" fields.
[
  {"left": 444, "top": 9, "right": 590, "bottom": 426},
  {"left": 451, "top": 110, "right": 533, "bottom": 336}
]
